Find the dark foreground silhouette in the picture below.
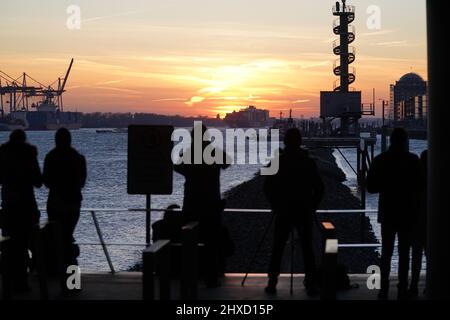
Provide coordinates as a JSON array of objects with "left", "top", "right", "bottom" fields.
[
  {"left": 264, "top": 128, "right": 324, "bottom": 295},
  {"left": 174, "top": 125, "right": 231, "bottom": 288},
  {"left": 43, "top": 128, "right": 87, "bottom": 270},
  {"left": 0, "top": 128, "right": 86, "bottom": 293},
  {"left": 0, "top": 130, "right": 42, "bottom": 292},
  {"left": 367, "top": 128, "right": 422, "bottom": 300}
]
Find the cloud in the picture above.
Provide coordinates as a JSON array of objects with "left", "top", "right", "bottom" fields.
[
  {"left": 152, "top": 98, "right": 186, "bottom": 102},
  {"left": 93, "top": 86, "right": 141, "bottom": 95},
  {"left": 372, "top": 40, "right": 425, "bottom": 48},
  {"left": 82, "top": 10, "right": 143, "bottom": 24},
  {"left": 300, "top": 61, "right": 330, "bottom": 69},
  {"left": 360, "top": 29, "right": 398, "bottom": 37},
  {"left": 185, "top": 96, "right": 205, "bottom": 106},
  {"left": 374, "top": 40, "right": 408, "bottom": 47},
  {"left": 293, "top": 99, "right": 310, "bottom": 103},
  {"left": 199, "top": 86, "right": 226, "bottom": 94}
]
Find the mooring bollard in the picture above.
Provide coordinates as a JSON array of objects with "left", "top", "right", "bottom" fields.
[
  {"left": 321, "top": 222, "right": 336, "bottom": 240},
  {"left": 181, "top": 222, "right": 199, "bottom": 300},
  {"left": 143, "top": 240, "right": 171, "bottom": 300},
  {"left": 321, "top": 222, "right": 338, "bottom": 301}
]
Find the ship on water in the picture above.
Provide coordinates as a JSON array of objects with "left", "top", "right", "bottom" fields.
[{"left": 0, "top": 58, "right": 82, "bottom": 131}]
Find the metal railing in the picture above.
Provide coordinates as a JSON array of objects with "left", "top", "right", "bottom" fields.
[{"left": 29, "top": 207, "right": 380, "bottom": 274}]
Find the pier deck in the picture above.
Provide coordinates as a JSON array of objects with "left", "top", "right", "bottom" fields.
[{"left": 1, "top": 272, "right": 426, "bottom": 300}]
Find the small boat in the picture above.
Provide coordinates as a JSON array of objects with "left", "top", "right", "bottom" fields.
[
  {"left": 96, "top": 128, "right": 128, "bottom": 134},
  {"left": 96, "top": 129, "right": 115, "bottom": 134}
]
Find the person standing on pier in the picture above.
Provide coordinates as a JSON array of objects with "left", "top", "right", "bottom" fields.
[
  {"left": 43, "top": 128, "right": 87, "bottom": 270},
  {"left": 0, "top": 129, "right": 42, "bottom": 292},
  {"left": 367, "top": 128, "right": 421, "bottom": 300},
  {"left": 264, "top": 128, "right": 324, "bottom": 295},
  {"left": 174, "top": 124, "right": 231, "bottom": 288}
]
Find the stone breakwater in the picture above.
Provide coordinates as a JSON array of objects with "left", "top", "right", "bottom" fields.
[{"left": 222, "top": 148, "right": 379, "bottom": 273}]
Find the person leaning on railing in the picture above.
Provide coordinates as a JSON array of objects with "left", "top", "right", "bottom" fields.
[{"left": 43, "top": 128, "right": 87, "bottom": 272}]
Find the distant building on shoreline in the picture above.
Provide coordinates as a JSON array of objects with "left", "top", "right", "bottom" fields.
[
  {"left": 389, "top": 73, "right": 428, "bottom": 128},
  {"left": 81, "top": 112, "right": 224, "bottom": 128},
  {"left": 224, "top": 106, "right": 270, "bottom": 128}
]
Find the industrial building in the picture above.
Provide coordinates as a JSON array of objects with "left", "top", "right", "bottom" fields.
[
  {"left": 224, "top": 105, "right": 270, "bottom": 128},
  {"left": 389, "top": 72, "right": 428, "bottom": 126}
]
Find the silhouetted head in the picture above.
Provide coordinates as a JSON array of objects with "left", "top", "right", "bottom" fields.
[
  {"left": 284, "top": 128, "right": 302, "bottom": 148},
  {"left": 55, "top": 128, "right": 72, "bottom": 148},
  {"left": 164, "top": 204, "right": 181, "bottom": 220},
  {"left": 9, "top": 129, "right": 27, "bottom": 144},
  {"left": 390, "top": 128, "right": 409, "bottom": 152}
]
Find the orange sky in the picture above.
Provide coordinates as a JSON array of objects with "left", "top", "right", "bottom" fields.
[{"left": 0, "top": 0, "right": 427, "bottom": 118}]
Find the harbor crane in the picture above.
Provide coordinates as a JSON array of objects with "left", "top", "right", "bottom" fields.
[{"left": 0, "top": 58, "right": 74, "bottom": 115}]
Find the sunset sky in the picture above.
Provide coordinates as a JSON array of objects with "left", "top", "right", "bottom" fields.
[{"left": 0, "top": 0, "right": 427, "bottom": 118}]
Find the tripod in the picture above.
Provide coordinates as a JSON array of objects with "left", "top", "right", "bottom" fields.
[
  {"left": 241, "top": 211, "right": 324, "bottom": 295},
  {"left": 241, "top": 212, "right": 298, "bottom": 295}
]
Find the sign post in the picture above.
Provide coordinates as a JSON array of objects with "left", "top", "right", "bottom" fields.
[
  {"left": 128, "top": 125, "right": 174, "bottom": 245},
  {"left": 146, "top": 194, "right": 151, "bottom": 245}
]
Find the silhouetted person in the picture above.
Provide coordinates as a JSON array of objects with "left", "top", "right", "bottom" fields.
[
  {"left": 0, "top": 130, "right": 42, "bottom": 292},
  {"left": 152, "top": 204, "right": 183, "bottom": 243},
  {"left": 367, "top": 128, "right": 421, "bottom": 300},
  {"left": 43, "top": 128, "right": 86, "bottom": 268},
  {"left": 409, "top": 149, "right": 428, "bottom": 298},
  {"left": 264, "top": 128, "right": 324, "bottom": 295},
  {"left": 174, "top": 125, "right": 230, "bottom": 288}
]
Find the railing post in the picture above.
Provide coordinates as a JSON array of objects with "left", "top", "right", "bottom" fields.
[
  {"left": 143, "top": 240, "right": 171, "bottom": 300},
  {"left": 91, "top": 211, "right": 115, "bottom": 274},
  {"left": 356, "top": 147, "right": 361, "bottom": 186},
  {"left": 360, "top": 148, "right": 367, "bottom": 243},
  {"left": 157, "top": 241, "right": 171, "bottom": 300},
  {"left": 321, "top": 222, "right": 338, "bottom": 301},
  {"left": 181, "top": 222, "right": 199, "bottom": 300},
  {"left": 381, "top": 126, "right": 387, "bottom": 153},
  {"left": 143, "top": 245, "right": 155, "bottom": 300},
  {"left": 0, "top": 236, "right": 12, "bottom": 300}
]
